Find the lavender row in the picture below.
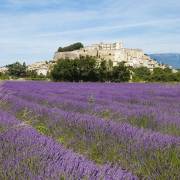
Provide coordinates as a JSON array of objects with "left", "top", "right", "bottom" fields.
[
  {"left": 13, "top": 90, "right": 180, "bottom": 130},
  {"left": 0, "top": 110, "right": 136, "bottom": 179},
  {"left": 4, "top": 82, "right": 180, "bottom": 128},
  {"left": 5, "top": 94, "right": 180, "bottom": 150}
]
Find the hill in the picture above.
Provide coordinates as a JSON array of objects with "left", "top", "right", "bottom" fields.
[{"left": 149, "top": 53, "right": 180, "bottom": 69}]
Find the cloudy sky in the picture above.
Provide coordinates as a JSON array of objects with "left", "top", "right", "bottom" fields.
[{"left": 0, "top": 0, "right": 180, "bottom": 66}]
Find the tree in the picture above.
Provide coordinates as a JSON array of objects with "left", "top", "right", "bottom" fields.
[
  {"left": 51, "top": 58, "right": 131, "bottom": 82},
  {"left": 112, "top": 62, "right": 131, "bottom": 82},
  {"left": 107, "top": 60, "right": 113, "bottom": 79},
  {"left": 7, "top": 61, "right": 27, "bottom": 78},
  {"left": 26, "top": 70, "right": 38, "bottom": 78},
  {"left": 77, "top": 56, "right": 99, "bottom": 82},
  {"left": 149, "top": 67, "right": 179, "bottom": 82},
  {"left": 51, "top": 56, "right": 99, "bottom": 82},
  {"left": 98, "top": 60, "right": 113, "bottom": 82},
  {"left": 150, "top": 68, "right": 166, "bottom": 82},
  {"left": 98, "top": 60, "right": 108, "bottom": 82},
  {"left": 0, "top": 72, "right": 9, "bottom": 80},
  {"left": 174, "top": 70, "right": 180, "bottom": 81},
  {"left": 132, "top": 67, "right": 151, "bottom": 82},
  {"left": 58, "top": 42, "right": 84, "bottom": 52},
  {"left": 51, "top": 59, "right": 74, "bottom": 81},
  {"left": 23, "top": 62, "right": 26, "bottom": 69}
]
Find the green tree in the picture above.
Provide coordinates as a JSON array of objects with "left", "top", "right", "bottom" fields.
[
  {"left": 150, "top": 67, "right": 176, "bottom": 82},
  {"left": 107, "top": 60, "right": 113, "bottom": 80},
  {"left": 51, "top": 58, "right": 132, "bottom": 82},
  {"left": 112, "top": 62, "right": 131, "bottom": 82},
  {"left": 132, "top": 67, "right": 151, "bottom": 82},
  {"left": 51, "top": 59, "right": 74, "bottom": 81},
  {"left": 150, "top": 68, "right": 165, "bottom": 82},
  {"left": 26, "top": 70, "right": 38, "bottom": 78},
  {"left": 51, "top": 56, "right": 99, "bottom": 82},
  {"left": 78, "top": 56, "right": 98, "bottom": 82},
  {"left": 58, "top": 42, "right": 84, "bottom": 52},
  {"left": 98, "top": 60, "right": 113, "bottom": 82},
  {"left": 99, "top": 60, "right": 108, "bottom": 82},
  {"left": 0, "top": 72, "right": 9, "bottom": 80},
  {"left": 174, "top": 70, "right": 180, "bottom": 81},
  {"left": 7, "top": 61, "right": 27, "bottom": 78}
]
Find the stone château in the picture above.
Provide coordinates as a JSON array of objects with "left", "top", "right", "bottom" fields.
[{"left": 54, "top": 41, "right": 164, "bottom": 70}]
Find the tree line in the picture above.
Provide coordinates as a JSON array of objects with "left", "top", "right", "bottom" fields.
[
  {"left": 132, "top": 66, "right": 180, "bottom": 82},
  {"left": 51, "top": 56, "right": 130, "bottom": 82},
  {"left": 1, "top": 58, "right": 180, "bottom": 82},
  {"left": 51, "top": 56, "right": 180, "bottom": 82}
]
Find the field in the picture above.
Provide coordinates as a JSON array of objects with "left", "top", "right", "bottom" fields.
[{"left": 0, "top": 81, "right": 180, "bottom": 179}]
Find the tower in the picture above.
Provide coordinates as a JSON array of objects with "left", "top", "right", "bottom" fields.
[{"left": 115, "top": 42, "right": 123, "bottom": 50}]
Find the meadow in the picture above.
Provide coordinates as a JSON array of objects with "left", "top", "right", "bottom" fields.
[{"left": 0, "top": 81, "right": 179, "bottom": 179}]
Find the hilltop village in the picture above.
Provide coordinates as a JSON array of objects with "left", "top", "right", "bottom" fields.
[
  {"left": 30, "top": 41, "right": 167, "bottom": 76},
  {"left": 0, "top": 41, "right": 169, "bottom": 76},
  {"left": 54, "top": 42, "right": 164, "bottom": 70}
]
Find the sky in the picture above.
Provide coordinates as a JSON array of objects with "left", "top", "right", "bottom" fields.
[{"left": 0, "top": 0, "right": 180, "bottom": 66}]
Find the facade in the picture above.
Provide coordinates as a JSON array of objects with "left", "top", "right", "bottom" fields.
[
  {"left": 0, "top": 67, "right": 8, "bottom": 73},
  {"left": 54, "top": 42, "right": 163, "bottom": 70},
  {"left": 86, "top": 42, "right": 123, "bottom": 50},
  {"left": 27, "top": 61, "right": 50, "bottom": 76}
]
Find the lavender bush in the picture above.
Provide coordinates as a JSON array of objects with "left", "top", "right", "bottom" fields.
[{"left": 0, "top": 81, "right": 180, "bottom": 179}]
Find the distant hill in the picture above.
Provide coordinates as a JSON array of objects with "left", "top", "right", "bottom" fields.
[{"left": 149, "top": 53, "right": 180, "bottom": 69}]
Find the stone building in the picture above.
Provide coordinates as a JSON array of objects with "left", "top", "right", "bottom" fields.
[
  {"left": 0, "top": 67, "right": 8, "bottom": 73},
  {"left": 27, "top": 61, "right": 51, "bottom": 76},
  {"left": 53, "top": 41, "right": 163, "bottom": 70}
]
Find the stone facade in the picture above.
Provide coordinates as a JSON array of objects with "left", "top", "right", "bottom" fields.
[
  {"left": 54, "top": 42, "right": 164, "bottom": 70},
  {"left": 0, "top": 67, "right": 8, "bottom": 73},
  {"left": 27, "top": 61, "right": 51, "bottom": 76}
]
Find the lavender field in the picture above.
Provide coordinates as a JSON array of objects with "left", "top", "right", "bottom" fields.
[{"left": 0, "top": 81, "right": 180, "bottom": 179}]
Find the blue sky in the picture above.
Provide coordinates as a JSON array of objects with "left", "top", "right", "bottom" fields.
[{"left": 0, "top": 0, "right": 180, "bottom": 66}]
